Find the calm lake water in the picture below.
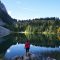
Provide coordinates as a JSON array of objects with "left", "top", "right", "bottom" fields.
[{"left": 0, "top": 33, "right": 60, "bottom": 60}]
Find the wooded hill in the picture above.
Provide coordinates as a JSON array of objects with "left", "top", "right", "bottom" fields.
[{"left": 18, "top": 17, "right": 60, "bottom": 34}]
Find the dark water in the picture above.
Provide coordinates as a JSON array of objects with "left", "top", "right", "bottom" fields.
[{"left": 0, "top": 33, "right": 60, "bottom": 59}]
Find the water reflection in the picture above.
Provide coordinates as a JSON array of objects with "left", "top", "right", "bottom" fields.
[
  {"left": 57, "top": 34, "right": 60, "bottom": 40},
  {"left": 25, "top": 33, "right": 60, "bottom": 47},
  {"left": 0, "top": 33, "right": 60, "bottom": 55},
  {"left": 5, "top": 44, "right": 60, "bottom": 60},
  {"left": 0, "top": 33, "right": 60, "bottom": 59}
]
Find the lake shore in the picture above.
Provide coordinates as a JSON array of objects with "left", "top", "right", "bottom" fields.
[{"left": 11, "top": 52, "right": 57, "bottom": 60}]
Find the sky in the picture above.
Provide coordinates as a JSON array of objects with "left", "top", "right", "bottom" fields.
[{"left": 1, "top": 0, "right": 60, "bottom": 20}]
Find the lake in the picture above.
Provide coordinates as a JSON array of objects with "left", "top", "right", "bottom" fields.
[{"left": 0, "top": 33, "right": 60, "bottom": 60}]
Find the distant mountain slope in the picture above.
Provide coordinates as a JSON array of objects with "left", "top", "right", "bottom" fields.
[
  {"left": 0, "top": 1, "right": 17, "bottom": 37},
  {"left": 0, "top": 26, "right": 11, "bottom": 37},
  {"left": 0, "top": 1, "right": 17, "bottom": 25},
  {"left": 0, "top": 1, "right": 7, "bottom": 13},
  {"left": 0, "top": 18, "right": 5, "bottom": 26}
]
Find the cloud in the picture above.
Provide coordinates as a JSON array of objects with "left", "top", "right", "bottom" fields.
[{"left": 8, "top": 10, "right": 12, "bottom": 15}]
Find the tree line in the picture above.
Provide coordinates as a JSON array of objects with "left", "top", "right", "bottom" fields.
[{"left": 17, "top": 17, "right": 60, "bottom": 34}]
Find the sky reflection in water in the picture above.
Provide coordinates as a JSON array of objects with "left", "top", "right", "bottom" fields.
[{"left": 5, "top": 43, "right": 60, "bottom": 59}]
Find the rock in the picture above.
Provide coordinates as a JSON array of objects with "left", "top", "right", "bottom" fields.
[
  {"left": 12, "top": 52, "right": 36, "bottom": 60},
  {"left": 0, "top": 26, "right": 11, "bottom": 37},
  {"left": 11, "top": 52, "right": 57, "bottom": 60},
  {"left": 0, "top": 19, "right": 5, "bottom": 26},
  {"left": 23, "top": 52, "right": 36, "bottom": 60},
  {"left": 0, "top": 1, "right": 7, "bottom": 13}
]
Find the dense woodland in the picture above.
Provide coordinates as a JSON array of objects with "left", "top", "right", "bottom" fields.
[{"left": 17, "top": 17, "right": 60, "bottom": 34}]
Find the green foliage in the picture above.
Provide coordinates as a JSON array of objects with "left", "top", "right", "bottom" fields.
[{"left": 18, "top": 17, "right": 60, "bottom": 34}]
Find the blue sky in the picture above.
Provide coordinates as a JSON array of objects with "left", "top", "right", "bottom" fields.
[{"left": 1, "top": 0, "right": 60, "bottom": 20}]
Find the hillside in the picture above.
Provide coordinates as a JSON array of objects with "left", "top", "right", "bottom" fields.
[{"left": 0, "top": 1, "right": 17, "bottom": 37}]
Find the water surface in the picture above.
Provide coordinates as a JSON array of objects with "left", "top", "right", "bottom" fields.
[{"left": 0, "top": 33, "right": 60, "bottom": 59}]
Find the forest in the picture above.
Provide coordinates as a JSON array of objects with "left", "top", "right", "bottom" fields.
[{"left": 17, "top": 17, "right": 60, "bottom": 34}]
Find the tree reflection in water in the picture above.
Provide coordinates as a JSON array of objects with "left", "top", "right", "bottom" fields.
[{"left": 0, "top": 33, "right": 60, "bottom": 59}]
